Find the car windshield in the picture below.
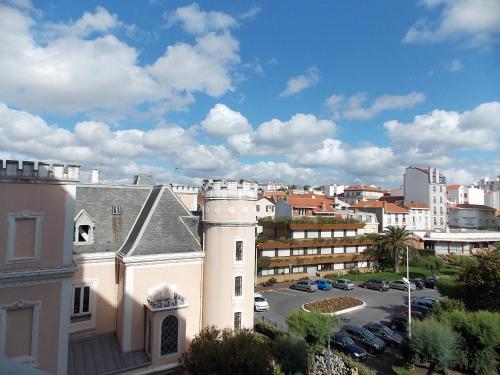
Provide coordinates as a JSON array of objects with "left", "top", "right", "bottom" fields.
[
  {"left": 380, "top": 325, "right": 394, "bottom": 336},
  {"left": 254, "top": 297, "right": 266, "bottom": 302},
  {"left": 362, "top": 330, "right": 376, "bottom": 340}
]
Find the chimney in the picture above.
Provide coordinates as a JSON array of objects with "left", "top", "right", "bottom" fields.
[
  {"left": 6, "top": 160, "right": 18, "bottom": 176},
  {"left": 91, "top": 169, "right": 100, "bottom": 184},
  {"left": 21, "top": 161, "right": 35, "bottom": 177},
  {"left": 67, "top": 165, "right": 80, "bottom": 180},
  {"left": 38, "top": 162, "right": 50, "bottom": 177},
  {"left": 53, "top": 164, "right": 64, "bottom": 179}
]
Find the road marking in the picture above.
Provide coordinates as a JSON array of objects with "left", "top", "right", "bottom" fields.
[{"left": 271, "top": 290, "right": 300, "bottom": 296}]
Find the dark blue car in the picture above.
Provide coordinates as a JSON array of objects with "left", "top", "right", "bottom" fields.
[
  {"left": 313, "top": 279, "right": 333, "bottom": 290},
  {"left": 331, "top": 333, "right": 367, "bottom": 361}
]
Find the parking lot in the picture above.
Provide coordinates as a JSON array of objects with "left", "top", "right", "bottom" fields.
[{"left": 256, "top": 285, "right": 440, "bottom": 374}]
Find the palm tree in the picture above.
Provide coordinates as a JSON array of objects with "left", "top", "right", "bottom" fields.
[{"left": 378, "top": 225, "right": 416, "bottom": 273}]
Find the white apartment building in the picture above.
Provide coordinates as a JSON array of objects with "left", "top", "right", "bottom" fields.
[
  {"left": 321, "top": 184, "right": 345, "bottom": 197},
  {"left": 447, "top": 184, "right": 484, "bottom": 206},
  {"left": 475, "top": 176, "right": 500, "bottom": 191},
  {"left": 405, "top": 202, "right": 431, "bottom": 231},
  {"left": 343, "top": 185, "right": 385, "bottom": 205},
  {"left": 258, "top": 182, "right": 288, "bottom": 192},
  {"left": 255, "top": 197, "right": 275, "bottom": 233},
  {"left": 351, "top": 200, "right": 409, "bottom": 232},
  {"left": 485, "top": 190, "right": 500, "bottom": 210},
  {"left": 404, "top": 167, "right": 447, "bottom": 230}
]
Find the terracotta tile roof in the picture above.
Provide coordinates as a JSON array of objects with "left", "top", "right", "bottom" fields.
[
  {"left": 262, "top": 191, "right": 287, "bottom": 201},
  {"left": 351, "top": 200, "right": 409, "bottom": 213},
  {"left": 344, "top": 185, "right": 385, "bottom": 193},
  {"left": 404, "top": 201, "right": 429, "bottom": 209},
  {"left": 447, "top": 184, "right": 461, "bottom": 189},
  {"left": 286, "top": 194, "right": 335, "bottom": 213}
]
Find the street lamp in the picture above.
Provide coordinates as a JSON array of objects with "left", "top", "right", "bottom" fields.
[{"left": 402, "top": 247, "right": 411, "bottom": 339}]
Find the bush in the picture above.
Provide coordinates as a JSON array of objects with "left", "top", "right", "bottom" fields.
[
  {"left": 255, "top": 321, "right": 284, "bottom": 340},
  {"left": 392, "top": 366, "right": 411, "bottom": 375},
  {"left": 416, "top": 256, "right": 445, "bottom": 276},
  {"left": 333, "top": 350, "right": 374, "bottom": 375},
  {"left": 440, "top": 310, "right": 500, "bottom": 375},
  {"left": 257, "top": 256, "right": 272, "bottom": 269},
  {"left": 447, "top": 254, "right": 479, "bottom": 268},
  {"left": 182, "top": 327, "right": 273, "bottom": 375},
  {"left": 286, "top": 309, "right": 339, "bottom": 349},
  {"left": 432, "top": 298, "right": 465, "bottom": 319},
  {"left": 272, "top": 335, "right": 308, "bottom": 375},
  {"left": 269, "top": 277, "right": 278, "bottom": 284},
  {"left": 408, "top": 319, "right": 457, "bottom": 371},
  {"left": 436, "top": 276, "right": 465, "bottom": 300}
]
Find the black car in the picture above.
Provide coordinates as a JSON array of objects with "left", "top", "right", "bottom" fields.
[
  {"left": 411, "top": 278, "right": 425, "bottom": 289},
  {"left": 363, "top": 322, "right": 404, "bottom": 347},
  {"left": 331, "top": 333, "right": 367, "bottom": 361},
  {"left": 391, "top": 311, "right": 425, "bottom": 331},
  {"left": 423, "top": 276, "right": 437, "bottom": 289},
  {"left": 363, "top": 279, "right": 390, "bottom": 292},
  {"left": 407, "top": 304, "right": 432, "bottom": 317},
  {"left": 340, "top": 325, "right": 385, "bottom": 354}
]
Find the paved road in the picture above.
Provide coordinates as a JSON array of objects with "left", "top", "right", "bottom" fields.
[{"left": 256, "top": 285, "right": 440, "bottom": 329}]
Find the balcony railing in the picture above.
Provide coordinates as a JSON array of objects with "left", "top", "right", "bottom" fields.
[{"left": 147, "top": 293, "right": 186, "bottom": 310}]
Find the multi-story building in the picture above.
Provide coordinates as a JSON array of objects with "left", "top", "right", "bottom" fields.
[
  {"left": 447, "top": 184, "right": 484, "bottom": 206},
  {"left": 320, "top": 184, "right": 345, "bottom": 197},
  {"left": 343, "top": 185, "right": 385, "bottom": 205},
  {"left": 1, "top": 161, "right": 257, "bottom": 375},
  {"left": 257, "top": 218, "right": 375, "bottom": 283},
  {"left": 448, "top": 204, "right": 497, "bottom": 229},
  {"left": 404, "top": 167, "right": 447, "bottom": 230},
  {"left": 475, "top": 176, "right": 500, "bottom": 191},
  {"left": 404, "top": 202, "right": 431, "bottom": 231},
  {"left": 258, "top": 182, "right": 288, "bottom": 192},
  {"left": 0, "top": 160, "right": 78, "bottom": 375},
  {"left": 275, "top": 194, "right": 336, "bottom": 218},
  {"left": 255, "top": 196, "right": 275, "bottom": 233},
  {"left": 351, "top": 200, "right": 409, "bottom": 232},
  {"left": 414, "top": 229, "right": 500, "bottom": 255},
  {"left": 485, "top": 190, "right": 500, "bottom": 210}
]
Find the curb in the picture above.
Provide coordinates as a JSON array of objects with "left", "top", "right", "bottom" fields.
[{"left": 301, "top": 298, "right": 366, "bottom": 316}]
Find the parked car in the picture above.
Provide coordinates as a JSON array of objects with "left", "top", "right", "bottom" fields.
[
  {"left": 390, "top": 313, "right": 409, "bottom": 331},
  {"left": 363, "top": 322, "right": 404, "bottom": 347},
  {"left": 423, "top": 276, "right": 437, "bottom": 289},
  {"left": 412, "top": 298, "right": 435, "bottom": 310},
  {"left": 254, "top": 293, "right": 269, "bottom": 312},
  {"left": 399, "top": 305, "right": 431, "bottom": 318},
  {"left": 389, "top": 279, "right": 416, "bottom": 291},
  {"left": 416, "top": 295, "right": 439, "bottom": 304},
  {"left": 331, "top": 333, "right": 367, "bottom": 361},
  {"left": 313, "top": 278, "right": 333, "bottom": 290},
  {"left": 290, "top": 280, "right": 318, "bottom": 292},
  {"left": 410, "top": 278, "right": 425, "bottom": 289},
  {"left": 333, "top": 278, "right": 354, "bottom": 290},
  {"left": 363, "top": 279, "right": 389, "bottom": 291},
  {"left": 340, "top": 325, "right": 385, "bottom": 354}
]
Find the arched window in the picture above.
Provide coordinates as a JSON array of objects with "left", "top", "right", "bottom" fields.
[{"left": 160, "top": 315, "right": 178, "bottom": 356}]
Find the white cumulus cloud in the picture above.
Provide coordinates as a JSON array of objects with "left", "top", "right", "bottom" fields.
[
  {"left": 201, "top": 104, "right": 252, "bottom": 137},
  {"left": 279, "top": 66, "right": 320, "bottom": 97}
]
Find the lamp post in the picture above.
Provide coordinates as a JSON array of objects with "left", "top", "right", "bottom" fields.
[{"left": 402, "top": 247, "right": 411, "bottom": 339}]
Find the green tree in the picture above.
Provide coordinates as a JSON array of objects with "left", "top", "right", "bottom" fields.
[
  {"left": 272, "top": 335, "right": 308, "bottom": 375},
  {"left": 418, "top": 256, "right": 444, "bottom": 277},
  {"left": 257, "top": 256, "right": 272, "bottom": 270},
  {"left": 378, "top": 226, "right": 417, "bottom": 273},
  {"left": 459, "top": 249, "right": 500, "bottom": 311},
  {"left": 285, "top": 309, "right": 339, "bottom": 350},
  {"left": 408, "top": 319, "right": 457, "bottom": 373},
  {"left": 182, "top": 326, "right": 274, "bottom": 375}
]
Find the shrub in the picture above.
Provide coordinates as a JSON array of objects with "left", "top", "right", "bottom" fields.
[
  {"left": 436, "top": 276, "right": 465, "bottom": 300},
  {"left": 286, "top": 309, "right": 339, "bottom": 349},
  {"left": 416, "top": 256, "right": 445, "bottom": 276},
  {"left": 408, "top": 319, "right": 457, "bottom": 372},
  {"left": 448, "top": 254, "right": 479, "bottom": 268},
  {"left": 431, "top": 298, "right": 465, "bottom": 319},
  {"left": 392, "top": 366, "right": 411, "bottom": 375},
  {"left": 333, "top": 350, "right": 374, "bottom": 375},
  {"left": 272, "top": 335, "right": 308, "bottom": 375},
  {"left": 182, "top": 327, "right": 273, "bottom": 375},
  {"left": 255, "top": 321, "right": 284, "bottom": 340},
  {"left": 257, "top": 256, "right": 272, "bottom": 269},
  {"left": 268, "top": 277, "right": 278, "bottom": 285}
]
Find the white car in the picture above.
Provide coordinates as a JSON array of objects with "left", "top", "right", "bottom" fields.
[{"left": 254, "top": 293, "right": 269, "bottom": 312}]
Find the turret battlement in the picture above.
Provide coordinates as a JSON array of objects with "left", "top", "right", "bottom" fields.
[
  {"left": 202, "top": 179, "right": 258, "bottom": 200},
  {"left": 0, "top": 160, "right": 80, "bottom": 181},
  {"left": 170, "top": 184, "right": 199, "bottom": 194}
]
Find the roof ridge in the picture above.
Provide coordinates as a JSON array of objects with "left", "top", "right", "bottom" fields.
[{"left": 118, "top": 185, "right": 162, "bottom": 256}]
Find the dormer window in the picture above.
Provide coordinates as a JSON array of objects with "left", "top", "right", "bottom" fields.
[
  {"left": 112, "top": 205, "right": 122, "bottom": 215},
  {"left": 74, "top": 209, "right": 95, "bottom": 244}
]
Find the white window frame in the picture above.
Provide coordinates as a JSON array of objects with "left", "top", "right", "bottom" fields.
[
  {"left": 70, "top": 280, "right": 97, "bottom": 333},
  {"left": 0, "top": 300, "right": 41, "bottom": 367},
  {"left": 73, "top": 209, "right": 95, "bottom": 245},
  {"left": 6, "top": 212, "right": 43, "bottom": 264},
  {"left": 232, "top": 274, "right": 244, "bottom": 303}
]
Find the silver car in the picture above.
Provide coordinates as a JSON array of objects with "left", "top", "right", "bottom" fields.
[
  {"left": 290, "top": 280, "right": 318, "bottom": 292},
  {"left": 389, "top": 279, "right": 416, "bottom": 291},
  {"left": 333, "top": 278, "right": 354, "bottom": 290}
]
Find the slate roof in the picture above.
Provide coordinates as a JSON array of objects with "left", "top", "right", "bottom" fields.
[
  {"left": 68, "top": 333, "right": 150, "bottom": 375},
  {"left": 75, "top": 184, "right": 201, "bottom": 256},
  {"left": 74, "top": 185, "right": 151, "bottom": 254}
]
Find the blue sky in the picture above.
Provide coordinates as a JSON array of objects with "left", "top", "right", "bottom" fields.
[{"left": 0, "top": 0, "right": 499, "bottom": 186}]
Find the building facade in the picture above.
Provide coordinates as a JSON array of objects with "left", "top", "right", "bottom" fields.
[
  {"left": 257, "top": 219, "right": 375, "bottom": 283},
  {"left": 0, "top": 160, "right": 78, "bottom": 375},
  {"left": 447, "top": 184, "right": 484, "bottom": 206},
  {"left": 343, "top": 185, "right": 385, "bottom": 205},
  {"left": 351, "top": 200, "right": 409, "bottom": 232},
  {"left": 1, "top": 161, "right": 257, "bottom": 375},
  {"left": 404, "top": 167, "right": 447, "bottom": 230},
  {"left": 448, "top": 204, "right": 497, "bottom": 229}
]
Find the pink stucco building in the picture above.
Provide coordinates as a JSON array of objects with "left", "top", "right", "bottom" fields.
[{"left": 1, "top": 160, "right": 257, "bottom": 375}]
